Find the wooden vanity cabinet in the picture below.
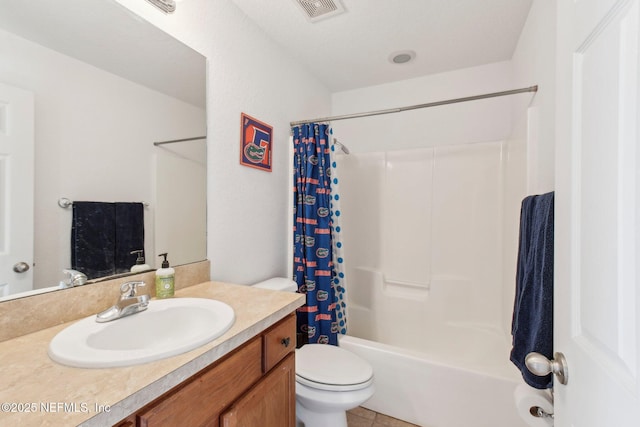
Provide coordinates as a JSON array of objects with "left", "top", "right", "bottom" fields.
[{"left": 116, "top": 314, "right": 296, "bottom": 427}]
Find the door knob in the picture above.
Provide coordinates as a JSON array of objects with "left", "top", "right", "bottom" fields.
[
  {"left": 525, "top": 351, "right": 568, "bottom": 385},
  {"left": 13, "top": 262, "right": 30, "bottom": 273}
]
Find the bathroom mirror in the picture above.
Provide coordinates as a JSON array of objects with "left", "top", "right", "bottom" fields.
[{"left": 0, "top": 0, "right": 207, "bottom": 300}]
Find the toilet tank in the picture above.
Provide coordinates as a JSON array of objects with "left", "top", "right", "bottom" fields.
[{"left": 252, "top": 277, "right": 298, "bottom": 292}]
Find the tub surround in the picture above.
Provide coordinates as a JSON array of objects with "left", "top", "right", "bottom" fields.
[
  {"left": 334, "top": 142, "right": 527, "bottom": 426},
  {"left": 0, "top": 280, "right": 305, "bottom": 426},
  {"left": 0, "top": 260, "right": 210, "bottom": 342}
]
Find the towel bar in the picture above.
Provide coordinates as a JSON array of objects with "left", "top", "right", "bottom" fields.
[{"left": 58, "top": 198, "right": 149, "bottom": 208}]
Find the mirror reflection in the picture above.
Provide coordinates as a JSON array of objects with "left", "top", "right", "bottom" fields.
[{"left": 0, "top": 0, "right": 207, "bottom": 300}]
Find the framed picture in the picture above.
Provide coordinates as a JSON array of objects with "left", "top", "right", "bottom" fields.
[{"left": 240, "top": 113, "right": 273, "bottom": 172}]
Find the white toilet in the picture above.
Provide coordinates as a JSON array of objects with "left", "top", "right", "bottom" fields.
[{"left": 252, "top": 278, "right": 375, "bottom": 427}]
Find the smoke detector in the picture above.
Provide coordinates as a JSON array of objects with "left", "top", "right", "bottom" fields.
[
  {"left": 292, "top": 0, "right": 346, "bottom": 23},
  {"left": 388, "top": 50, "right": 416, "bottom": 65}
]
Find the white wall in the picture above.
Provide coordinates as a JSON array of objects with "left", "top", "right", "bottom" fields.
[
  {"left": 114, "top": 0, "right": 331, "bottom": 284},
  {"left": 0, "top": 28, "right": 206, "bottom": 288},
  {"left": 155, "top": 141, "right": 207, "bottom": 267},
  {"left": 331, "top": 61, "right": 514, "bottom": 152},
  {"left": 501, "top": 0, "right": 557, "bottom": 333},
  {"left": 511, "top": 0, "right": 556, "bottom": 195}
]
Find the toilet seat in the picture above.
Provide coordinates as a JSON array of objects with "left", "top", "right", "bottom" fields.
[
  {"left": 296, "top": 344, "right": 374, "bottom": 392},
  {"left": 296, "top": 373, "right": 374, "bottom": 392}
]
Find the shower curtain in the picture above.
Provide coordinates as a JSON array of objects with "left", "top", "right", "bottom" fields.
[
  {"left": 329, "top": 137, "right": 347, "bottom": 335},
  {"left": 293, "top": 123, "right": 340, "bottom": 345}
]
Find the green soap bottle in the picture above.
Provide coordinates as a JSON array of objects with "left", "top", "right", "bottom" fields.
[{"left": 155, "top": 253, "right": 175, "bottom": 298}]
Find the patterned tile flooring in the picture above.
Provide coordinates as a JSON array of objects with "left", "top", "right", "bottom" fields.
[{"left": 347, "top": 407, "right": 421, "bottom": 427}]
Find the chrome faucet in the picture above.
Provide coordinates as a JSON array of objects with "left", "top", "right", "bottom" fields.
[
  {"left": 59, "top": 269, "right": 88, "bottom": 288},
  {"left": 96, "top": 281, "right": 150, "bottom": 323}
]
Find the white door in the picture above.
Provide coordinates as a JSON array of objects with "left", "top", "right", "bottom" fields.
[
  {"left": 0, "top": 83, "right": 34, "bottom": 297},
  {"left": 555, "top": 0, "right": 640, "bottom": 425}
]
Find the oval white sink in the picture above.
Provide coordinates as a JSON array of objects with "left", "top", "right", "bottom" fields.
[{"left": 48, "top": 298, "right": 235, "bottom": 368}]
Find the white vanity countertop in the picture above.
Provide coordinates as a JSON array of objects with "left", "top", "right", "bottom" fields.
[{"left": 0, "top": 281, "right": 305, "bottom": 426}]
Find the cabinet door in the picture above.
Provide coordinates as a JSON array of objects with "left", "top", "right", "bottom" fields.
[
  {"left": 220, "top": 353, "right": 295, "bottom": 427},
  {"left": 138, "top": 337, "right": 262, "bottom": 427}
]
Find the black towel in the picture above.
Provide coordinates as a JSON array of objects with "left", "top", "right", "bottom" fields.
[
  {"left": 114, "top": 202, "right": 145, "bottom": 274},
  {"left": 510, "top": 192, "right": 554, "bottom": 389},
  {"left": 71, "top": 201, "right": 144, "bottom": 279},
  {"left": 72, "top": 202, "right": 116, "bottom": 279}
]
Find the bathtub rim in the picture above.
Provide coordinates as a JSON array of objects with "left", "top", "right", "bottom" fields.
[{"left": 338, "top": 333, "right": 522, "bottom": 383}]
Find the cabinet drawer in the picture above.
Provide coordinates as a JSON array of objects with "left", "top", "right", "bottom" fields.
[
  {"left": 138, "top": 337, "right": 262, "bottom": 427},
  {"left": 262, "top": 314, "right": 296, "bottom": 373}
]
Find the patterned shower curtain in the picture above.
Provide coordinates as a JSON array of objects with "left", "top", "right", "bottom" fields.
[
  {"left": 293, "top": 123, "right": 338, "bottom": 345},
  {"left": 329, "top": 136, "right": 347, "bottom": 335}
]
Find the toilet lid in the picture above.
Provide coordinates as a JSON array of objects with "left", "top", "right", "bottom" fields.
[{"left": 296, "top": 344, "right": 373, "bottom": 390}]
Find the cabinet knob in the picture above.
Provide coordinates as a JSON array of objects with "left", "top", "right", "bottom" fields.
[{"left": 281, "top": 337, "right": 291, "bottom": 348}]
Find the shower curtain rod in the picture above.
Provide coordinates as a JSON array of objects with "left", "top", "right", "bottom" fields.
[
  {"left": 290, "top": 85, "right": 538, "bottom": 126},
  {"left": 153, "top": 136, "right": 207, "bottom": 146}
]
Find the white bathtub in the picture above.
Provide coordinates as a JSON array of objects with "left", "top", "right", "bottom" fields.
[
  {"left": 338, "top": 267, "right": 528, "bottom": 427},
  {"left": 339, "top": 332, "right": 527, "bottom": 427}
]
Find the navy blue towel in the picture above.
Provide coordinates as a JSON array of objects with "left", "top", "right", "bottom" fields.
[
  {"left": 114, "top": 202, "right": 145, "bottom": 274},
  {"left": 72, "top": 202, "right": 116, "bottom": 279},
  {"left": 510, "top": 192, "right": 554, "bottom": 389},
  {"left": 71, "top": 202, "right": 144, "bottom": 279}
]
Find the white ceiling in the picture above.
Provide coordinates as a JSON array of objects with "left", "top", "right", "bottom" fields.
[
  {"left": 231, "top": 0, "right": 534, "bottom": 92},
  {"left": 0, "top": 0, "right": 206, "bottom": 108}
]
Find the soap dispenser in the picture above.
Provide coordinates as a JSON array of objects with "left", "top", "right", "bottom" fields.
[
  {"left": 130, "top": 250, "right": 151, "bottom": 273},
  {"left": 155, "top": 253, "right": 175, "bottom": 298}
]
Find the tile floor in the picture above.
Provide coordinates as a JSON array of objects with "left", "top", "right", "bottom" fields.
[{"left": 346, "top": 407, "right": 421, "bottom": 427}]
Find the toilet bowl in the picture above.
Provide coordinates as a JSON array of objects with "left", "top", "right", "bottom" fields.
[
  {"left": 295, "top": 343, "right": 375, "bottom": 427},
  {"left": 252, "top": 278, "right": 375, "bottom": 427}
]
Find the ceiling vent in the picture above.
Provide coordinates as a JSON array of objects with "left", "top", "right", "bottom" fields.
[{"left": 293, "top": 0, "right": 346, "bottom": 23}]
